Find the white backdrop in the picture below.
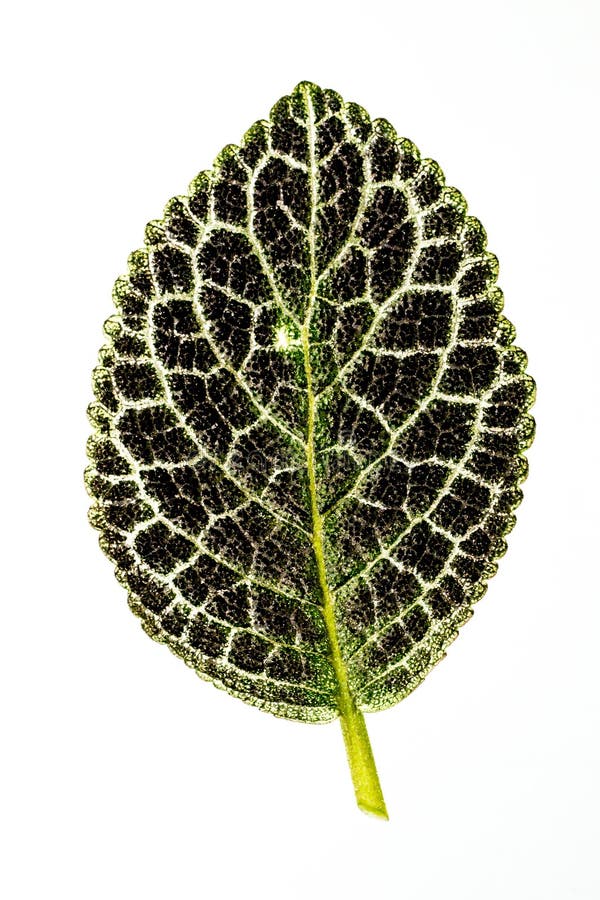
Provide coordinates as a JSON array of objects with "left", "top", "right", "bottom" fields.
[{"left": 1, "top": 1, "right": 599, "bottom": 897}]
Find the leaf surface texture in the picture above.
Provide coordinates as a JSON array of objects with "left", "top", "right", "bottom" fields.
[{"left": 86, "top": 82, "right": 534, "bottom": 724}]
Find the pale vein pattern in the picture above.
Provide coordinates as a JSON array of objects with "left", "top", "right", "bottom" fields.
[{"left": 86, "top": 83, "right": 534, "bottom": 722}]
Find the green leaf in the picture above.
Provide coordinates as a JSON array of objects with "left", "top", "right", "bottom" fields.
[{"left": 86, "top": 81, "right": 535, "bottom": 819}]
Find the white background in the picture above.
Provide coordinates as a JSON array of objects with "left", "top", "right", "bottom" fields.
[{"left": 1, "top": 1, "right": 599, "bottom": 897}]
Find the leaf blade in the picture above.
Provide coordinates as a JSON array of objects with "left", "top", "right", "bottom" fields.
[{"left": 86, "top": 82, "right": 535, "bottom": 799}]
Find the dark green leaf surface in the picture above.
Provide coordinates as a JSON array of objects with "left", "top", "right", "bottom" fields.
[{"left": 86, "top": 82, "right": 534, "bottom": 744}]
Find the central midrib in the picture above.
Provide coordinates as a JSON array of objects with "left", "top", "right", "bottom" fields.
[
  {"left": 301, "top": 312, "right": 353, "bottom": 723},
  {"left": 300, "top": 84, "right": 388, "bottom": 818},
  {"left": 300, "top": 84, "right": 353, "bottom": 723}
]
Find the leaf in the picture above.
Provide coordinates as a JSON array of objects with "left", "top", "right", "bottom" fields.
[{"left": 86, "top": 81, "right": 535, "bottom": 818}]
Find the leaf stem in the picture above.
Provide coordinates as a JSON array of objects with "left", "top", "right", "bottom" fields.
[
  {"left": 300, "top": 320, "right": 388, "bottom": 820},
  {"left": 338, "top": 696, "right": 389, "bottom": 820}
]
